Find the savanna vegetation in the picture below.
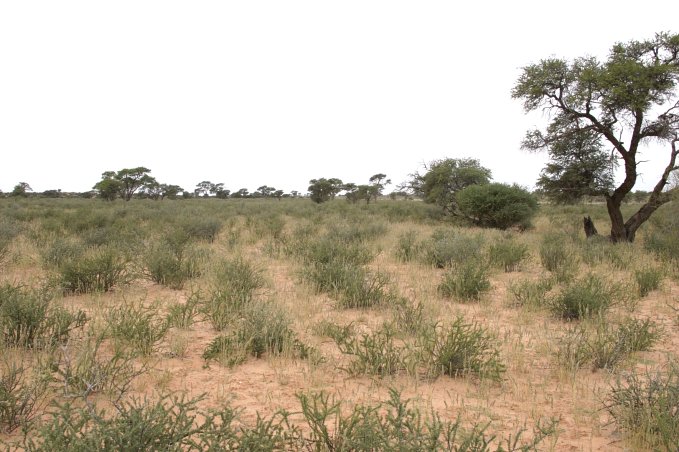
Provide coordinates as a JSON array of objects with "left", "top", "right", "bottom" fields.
[{"left": 0, "top": 194, "right": 677, "bottom": 450}]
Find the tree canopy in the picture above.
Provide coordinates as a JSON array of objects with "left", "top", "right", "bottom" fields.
[
  {"left": 407, "top": 158, "right": 491, "bottom": 214},
  {"left": 513, "top": 32, "right": 679, "bottom": 242}
]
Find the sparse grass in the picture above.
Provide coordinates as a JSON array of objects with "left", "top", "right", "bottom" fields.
[
  {"left": 395, "top": 230, "right": 421, "bottom": 262},
  {"left": 422, "top": 230, "right": 484, "bottom": 268},
  {"left": 605, "top": 361, "right": 679, "bottom": 450},
  {"left": 507, "top": 277, "right": 553, "bottom": 309}
]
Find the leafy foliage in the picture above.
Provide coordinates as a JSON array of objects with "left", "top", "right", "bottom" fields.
[{"left": 456, "top": 183, "right": 538, "bottom": 230}]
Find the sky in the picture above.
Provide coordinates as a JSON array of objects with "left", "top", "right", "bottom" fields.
[{"left": 1, "top": 1, "right": 677, "bottom": 194}]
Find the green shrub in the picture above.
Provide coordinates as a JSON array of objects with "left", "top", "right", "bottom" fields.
[
  {"left": 166, "top": 292, "right": 201, "bottom": 329},
  {"left": 456, "top": 183, "right": 538, "bottom": 230},
  {"left": 556, "top": 318, "right": 659, "bottom": 372},
  {"left": 605, "top": 362, "right": 679, "bottom": 449},
  {"left": 635, "top": 265, "right": 664, "bottom": 297},
  {"left": 333, "top": 326, "right": 409, "bottom": 376},
  {"left": 144, "top": 241, "right": 203, "bottom": 290},
  {"left": 539, "top": 233, "right": 576, "bottom": 279},
  {"left": 488, "top": 239, "right": 529, "bottom": 272},
  {"left": 105, "top": 302, "right": 168, "bottom": 356},
  {"left": 59, "top": 246, "right": 131, "bottom": 294},
  {"left": 422, "top": 230, "right": 484, "bottom": 268},
  {"left": 420, "top": 318, "right": 505, "bottom": 381},
  {"left": 0, "top": 285, "right": 86, "bottom": 349},
  {"left": 202, "top": 300, "right": 295, "bottom": 366},
  {"left": 549, "top": 275, "right": 615, "bottom": 320},
  {"left": 507, "top": 277, "right": 553, "bottom": 309},
  {"left": 202, "top": 258, "right": 265, "bottom": 330},
  {"left": 51, "top": 337, "right": 147, "bottom": 400},
  {"left": 0, "top": 361, "right": 49, "bottom": 433},
  {"left": 438, "top": 260, "right": 491, "bottom": 301},
  {"left": 41, "top": 238, "right": 85, "bottom": 269},
  {"left": 390, "top": 298, "right": 427, "bottom": 335}
]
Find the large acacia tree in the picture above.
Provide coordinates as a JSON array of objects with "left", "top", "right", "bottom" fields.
[{"left": 513, "top": 32, "right": 679, "bottom": 242}]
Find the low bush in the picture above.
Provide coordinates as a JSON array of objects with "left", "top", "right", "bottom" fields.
[
  {"left": 488, "top": 239, "right": 529, "bottom": 272},
  {"left": 180, "top": 217, "right": 222, "bottom": 243},
  {"left": 634, "top": 264, "right": 664, "bottom": 297},
  {"left": 144, "top": 241, "right": 203, "bottom": 290},
  {"left": 202, "top": 300, "right": 296, "bottom": 367},
  {"left": 0, "top": 361, "right": 49, "bottom": 433},
  {"left": 333, "top": 326, "right": 410, "bottom": 376},
  {"left": 438, "top": 259, "right": 491, "bottom": 302},
  {"left": 0, "top": 284, "right": 86, "bottom": 349},
  {"left": 419, "top": 318, "right": 505, "bottom": 381},
  {"left": 605, "top": 362, "right": 679, "bottom": 450},
  {"left": 549, "top": 274, "right": 614, "bottom": 320},
  {"left": 394, "top": 230, "right": 421, "bottom": 263},
  {"left": 59, "top": 246, "right": 131, "bottom": 294},
  {"left": 166, "top": 292, "right": 201, "bottom": 329},
  {"left": 539, "top": 233, "right": 577, "bottom": 279},
  {"left": 422, "top": 230, "right": 484, "bottom": 268},
  {"left": 105, "top": 302, "right": 168, "bottom": 356},
  {"left": 202, "top": 257, "right": 265, "bottom": 330},
  {"left": 456, "top": 183, "right": 538, "bottom": 230}
]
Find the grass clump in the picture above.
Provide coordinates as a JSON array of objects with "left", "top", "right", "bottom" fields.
[
  {"left": 539, "top": 233, "right": 576, "bottom": 280},
  {"left": 144, "top": 240, "right": 204, "bottom": 290},
  {"left": 166, "top": 292, "right": 201, "bottom": 329},
  {"left": 556, "top": 318, "right": 660, "bottom": 372},
  {"left": 202, "top": 300, "right": 295, "bottom": 367},
  {"left": 419, "top": 318, "right": 505, "bottom": 382},
  {"left": 488, "top": 238, "right": 529, "bottom": 272},
  {"left": 605, "top": 362, "right": 679, "bottom": 450},
  {"left": 634, "top": 264, "right": 664, "bottom": 297},
  {"left": 394, "top": 230, "right": 421, "bottom": 262},
  {"left": 422, "top": 230, "right": 484, "bottom": 268},
  {"left": 549, "top": 274, "right": 614, "bottom": 320},
  {"left": 438, "top": 259, "right": 491, "bottom": 302},
  {"left": 507, "top": 277, "right": 553, "bottom": 309}
]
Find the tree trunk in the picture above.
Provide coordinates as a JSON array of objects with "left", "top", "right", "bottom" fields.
[{"left": 583, "top": 216, "right": 598, "bottom": 238}]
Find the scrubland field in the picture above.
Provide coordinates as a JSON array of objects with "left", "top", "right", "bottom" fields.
[{"left": 0, "top": 197, "right": 677, "bottom": 451}]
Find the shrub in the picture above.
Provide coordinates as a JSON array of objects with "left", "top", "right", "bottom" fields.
[
  {"left": 419, "top": 318, "right": 505, "bottom": 381},
  {"left": 41, "top": 238, "right": 84, "bottom": 269},
  {"left": 105, "top": 302, "right": 168, "bottom": 356},
  {"left": 422, "top": 230, "right": 484, "bottom": 268},
  {"left": 0, "top": 361, "right": 49, "bottom": 433},
  {"left": 605, "top": 362, "right": 679, "bottom": 449},
  {"left": 50, "top": 337, "right": 147, "bottom": 400},
  {"left": 438, "top": 260, "right": 491, "bottom": 302},
  {"left": 0, "top": 284, "right": 86, "bottom": 349},
  {"left": 0, "top": 220, "right": 20, "bottom": 267},
  {"left": 202, "top": 300, "right": 295, "bottom": 366},
  {"left": 166, "top": 292, "right": 201, "bottom": 329},
  {"left": 549, "top": 274, "right": 615, "bottom": 320},
  {"left": 456, "top": 183, "right": 538, "bottom": 230},
  {"left": 59, "top": 246, "right": 131, "bottom": 294},
  {"left": 180, "top": 217, "right": 222, "bottom": 242},
  {"left": 488, "top": 239, "right": 529, "bottom": 272},
  {"left": 333, "top": 326, "right": 409, "bottom": 376},
  {"left": 390, "top": 298, "right": 427, "bottom": 335},
  {"left": 144, "top": 241, "right": 203, "bottom": 290},
  {"left": 555, "top": 318, "right": 659, "bottom": 372},
  {"left": 202, "top": 258, "right": 265, "bottom": 330}
]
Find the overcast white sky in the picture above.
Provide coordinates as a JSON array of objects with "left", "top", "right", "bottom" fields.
[{"left": 1, "top": 1, "right": 677, "bottom": 194}]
